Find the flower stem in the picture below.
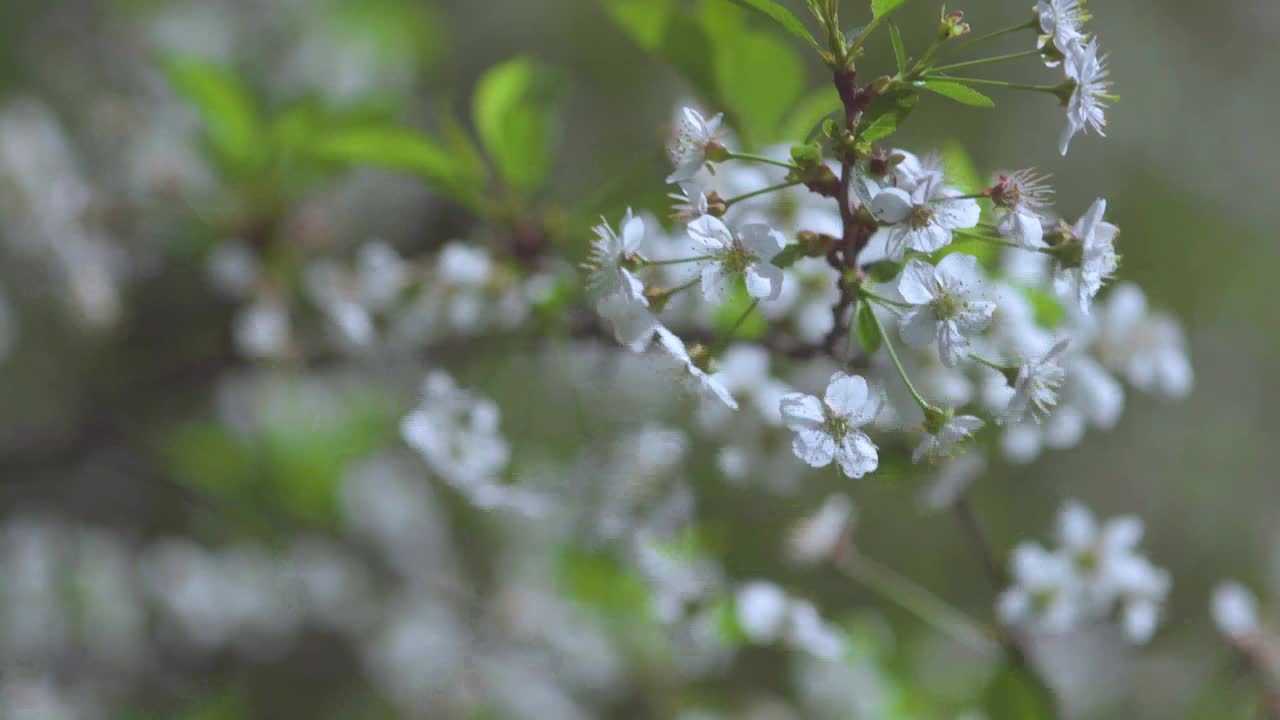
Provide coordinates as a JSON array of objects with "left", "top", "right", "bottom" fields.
[
  {"left": 929, "top": 48, "right": 1044, "bottom": 73},
  {"left": 953, "top": 496, "right": 1006, "bottom": 588},
  {"left": 864, "top": 301, "right": 933, "bottom": 412},
  {"left": 642, "top": 255, "right": 713, "bottom": 266},
  {"left": 724, "top": 180, "right": 802, "bottom": 209},
  {"left": 835, "top": 548, "right": 997, "bottom": 654},
  {"left": 947, "top": 18, "right": 1038, "bottom": 55},
  {"left": 861, "top": 289, "right": 910, "bottom": 309},
  {"left": 724, "top": 152, "right": 799, "bottom": 171},
  {"left": 922, "top": 75, "right": 1059, "bottom": 93}
]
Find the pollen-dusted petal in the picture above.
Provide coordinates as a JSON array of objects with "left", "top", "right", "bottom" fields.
[
  {"left": 937, "top": 319, "right": 969, "bottom": 367},
  {"left": 823, "top": 373, "right": 869, "bottom": 418},
  {"left": 792, "top": 427, "right": 836, "bottom": 467},
  {"left": 745, "top": 262, "right": 784, "bottom": 301},
  {"left": 738, "top": 223, "right": 785, "bottom": 260},
  {"left": 835, "top": 432, "right": 878, "bottom": 478},
  {"left": 899, "top": 306, "right": 939, "bottom": 350},
  {"left": 687, "top": 215, "right": 734, "bottom": 253},
  {"left": 898, "top": 259, "right": 941, "bottom": 305},
  {"left": 933, "top": 194, "right": 981, "bottom": 230},
  {"left": 700, "top": 263, "right": 731, "bottom": 303},
  {"left": 780, "top": 392, "right": 825, "bottom": 431},
  {"left": 869, "top": 187, "right": 913, "bottom": 225},
  {"left": 933, "top": 252, "right": 983, "bottom": 291}
]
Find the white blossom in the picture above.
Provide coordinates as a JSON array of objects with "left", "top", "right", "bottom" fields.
[
  {"left": 1053, "top": 198, "right": 1119, "bottom": 312},
  {"left": 787, "top": 494, "right": 854, "bottom": 565},
  {"left": 1036, "top": 0, "right": 1087, "bottom": 64},
  {"left": 780, "top": 373, "right": 882, "bottom": 479},
  {"left": 687, "top": 216, "right": 786, "bottom": 302},
  {"left": 997, "top": 542, "right": 1080, "bottom": 633},
  {"left": 1095, "top": 284, "right": 1193, "bottom": 398},
  {"left": 1060, "top": 39, "right": 1110, "bottom": 155},
  {"left": 913, "top": 413, "right": 985, "bottom": 464},
  {"left": 990, "top": 170, "right": 1052, "bottom": 248},
  {"left": 897, "top": 255, "right": 996, "bottom": 367},
  {"left": 736, "top": 581, "right": 790, "bottom": 643},
  {"left": 655, "top": 327, "right": 738, "bottom": 410},
  {"left": 667, "top": 107, "right": 724, "bottom": 184},
  {"left": 1211, "top": 581, "right": 1260, "bottom": 639},
  {"left": 585, "top": 209, "right": 647, "bottom": 305},
  {"left": 1003, "top": 338, "right": 1070, "bottom": 424},
  {"left": 869, "top": 171, "right": 980, "bottom": 260},
  {"left": 401, "top": 371, "right": 511, "bottom": 489}
]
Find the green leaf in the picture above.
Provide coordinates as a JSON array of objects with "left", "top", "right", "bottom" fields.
[
  {"left": 723, "top": 0, "right": 820, "bottom": 48},
  {"left": 780, "top": 86, "right": 842, "bottom": 143},
  {"left": 983, "top": 662, "right": 1057, "bottom": 720},
  {"left": 889, "top": 22, "right": 907, "bottom": 74},
  {"left": 863, "top": 259, "right": 903, "bottom": 283},
  {"left": 772, "top": 244, "right": 804, "bottom": 269},
  {"left": 921, "top": 80, "right": 995, "bottom": 108},
  {"left": 472, "top": 57, "right": 562, "bottom": 193},
  {"left": 1023, "top": 284, "right": 1066, "bottom": 327},
  {"left": 306, "top": 126, "right": 484, "bottom": 207},
  {"left": 601, "top": 0, "right": 676, "bottom": 50},
  {"left": 858, "top": 85, "right": 919, "bottom": 143},
  {"left": 714, "top": 283, "right": 769, "bottom": 340},
  {"left": 872, "top": 0, "right": 908, "bottom": 19},
  {"left": 164, "top": 57, "right": 261, "bottom": 176},
  {"left": 704, "top": 15, "right": 806, "bottom": 146},
  {"left": 855, "top": 301, "right": 883, "bottom": 353},
  {"left": 940, "top": 140, "right": 982, "bottom": 194}
]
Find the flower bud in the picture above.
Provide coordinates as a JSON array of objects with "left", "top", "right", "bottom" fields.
[
  {"left": 939, "top": 9, "right": 970, "bottom": 40},
  {"left": 705, "top": 141, "right": 730, "bottom": 163}
]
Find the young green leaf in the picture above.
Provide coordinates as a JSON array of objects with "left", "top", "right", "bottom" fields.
[
  {"left": 921, "top": 80, "right": 995, "bottom": 108},
  {"left": 983, "top": 662, "right": 1058, "bottom": 720},
  {"left": 164, "top": 57, "right": 262, "bottom": 176},
  {"left": 780, "top": 86, "right": 842, "bottom": 143},
  {"left": 855, "top": 301, "right": 883, "bottom": 353},
  {"left": 723, "top": 0, "right": 820, "bottom": 48},
  {"left": 872, "top": 0, "right": 908, "bottom": 19},
  {"left": 601, "top": 0, "right": 676, "bottom": 50},
  {"left": 472, "top": 58, "right": 562, "bottom": 194},
  {"left": 306, "top": 126, "right": 483, "bottom": 208},
  {"left": 858, "top": 84, "right": 919, "bottom": 143},
  {"left": 889, "top": 22, "right": 907, "bottom": 74}
]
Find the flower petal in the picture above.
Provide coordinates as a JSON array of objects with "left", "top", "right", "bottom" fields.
[
  {"left": 869, "top": 187, "right": 913, "bottom": 225},
  {"left": 780, "top": 393, "right": 825, "bottom": 430},
  {"left": 792, "top": 427, "right": 836, "bottom": 467},
  {"left": 897, "top": 259, "right": 940, "bottom": 305},
  {"left": 823, "top": 373, "right": 868, "bottom": 418},
  {"left": 688, "top": 215, "right": 734, "bottom": 252},
  {"left": 739, "top": 223, "right": 785, "bottom": 260},
  {"left": 700, "top": 263, "right": 731, "bottom": 303},
  {"left": 899, "top": 306, "right": 939, "bottom": 350},
  {"left": 745, "top": 262, "right": 784, "bottom": 301},
  {"left": 835, "top": 432, "right": 878, "bottom": 478}
]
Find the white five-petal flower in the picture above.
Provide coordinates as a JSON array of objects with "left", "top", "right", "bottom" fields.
[
  {"left": 779, "top": 373, "right": 883, "bottom": 479},
  {"left": 667, "top": 107, "right": 724, "bottom": 184},
  {"left": 990, "top": 170, "right": 1053, "bottom": 249},
  {"left": 655, "top": 326, "right": 738, "bottom": 410},
  {"left": 585, "top": 209, "right": 646, "bottom": 305},
  {"left": 1053, "top": 198, "right": 1119, "bottom": 312},
  {"left": 897, "top": 254, "right": 997, "bottom": 367},
  {"left": 1211, "top": 581, "right": 1259, "bottom": 640},
  {"left": 869, "top": 182, "right": 981, "bottom": 261},
  {"left": 1059, "top": 38, "right": 1110, "bottom": 156},
  {"left": 1003, "top": 338, "right": 1070, "bottom": 424},
  {"left": 913, "top": 413, "right": 985, "bottom": 463},
  {"left": 1037, "top": 0, "right": 1087, "bottom": 65},
  {"left": 687, "top": 215, "right": 786, "bottom": 303}
]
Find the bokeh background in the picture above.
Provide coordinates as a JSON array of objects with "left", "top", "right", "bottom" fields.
[{"left": 0, "top": 0, "right": 1275, "bottom": 717}]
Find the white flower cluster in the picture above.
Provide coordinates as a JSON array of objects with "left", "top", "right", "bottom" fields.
[
  {"left": 997, "top": 500, "right": 1170, "bottom": 643},
  {"left": 735, "top": 580, "right": 847, "bottom": 661},
  {"left": 1035, "top": 0, "right": 1112, "bottom": 155},
  {"left": 212, "top": 236, "right": 550, "bottom": 360},
  {"left": 401, "top": 370, "right": 546, "bottom": 515},
  {"left": 0, "top": 100, "right": 125, "bottom": 328}
]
